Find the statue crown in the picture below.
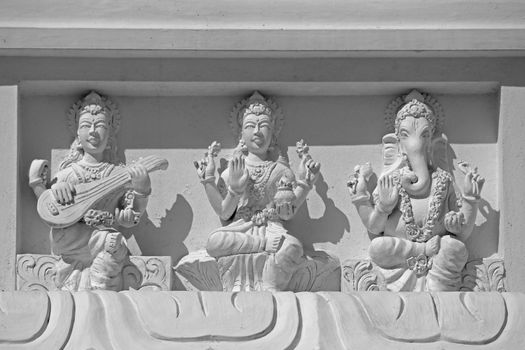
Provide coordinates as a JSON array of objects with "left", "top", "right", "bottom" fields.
[
  {"left": 395, "top": 91, "right": 436, "bottom": 134},
  {"left": 241, "top": 91, "right": 274, "bottom": 119}
]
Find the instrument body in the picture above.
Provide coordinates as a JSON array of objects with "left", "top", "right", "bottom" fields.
[{"left": 37, "top": 156, "right": 168, "bottom": 228}]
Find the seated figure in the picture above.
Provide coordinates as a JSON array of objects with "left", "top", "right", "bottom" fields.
[
  {"left": 194, "top": 91, "right": 321, "bottom": 291},
  {"left": 29, "top": 91, "right": 167, "bottom": 291},
  {"left": 349, "top": 90, "right": 485, "bottom": 291}
]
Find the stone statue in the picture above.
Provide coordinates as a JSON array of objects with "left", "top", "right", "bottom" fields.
[
  {"left": 193, "top": 91, "right": 321, "bottom": 291},
  {"left": 28, "top": 91, "right": 168, "bottom": 291},
  {"left": 349, "top": 90, "right": 485, "bottom": 291}
]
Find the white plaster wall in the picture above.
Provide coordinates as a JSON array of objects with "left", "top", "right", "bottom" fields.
[{"left": 19, "top": 93, "right": 499, "bottom": 264}]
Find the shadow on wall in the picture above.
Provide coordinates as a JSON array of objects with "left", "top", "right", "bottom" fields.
[
  {"left": 286, "top": 173, "right": 349, "bottom": 251},
  {"left": 468, "top": 199, "right": 500, "bottom": 259},
  {"left": 125, "top": 194, "right": 192, "bottom": 265}
]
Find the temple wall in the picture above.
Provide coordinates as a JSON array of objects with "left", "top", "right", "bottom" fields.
[{"left": 18, "top": 90, "right": 499, "bottom": 264}]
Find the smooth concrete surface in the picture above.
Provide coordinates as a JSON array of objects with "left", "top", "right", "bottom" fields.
[
  {"left": 0, "top": 86, "right": 18, "bottom": 291},
  {"left": 0, "top": 1, "right": 525, "bottom": 54},
  {"left": 499, "top": 87, "right": 525, "bottom": 292}
]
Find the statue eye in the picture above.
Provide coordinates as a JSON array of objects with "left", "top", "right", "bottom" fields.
[
  {"left": 79, "top": 122, "right": 91, "bottom": 129},
  {"left": 94, "top": 121, "right": 108, "bottom": 130},
  {"left": 244, "top": 123, "right": 256, "bottom": 129},
  {"left": 399, "top": 130, "right": 409, "bottom": 138}
]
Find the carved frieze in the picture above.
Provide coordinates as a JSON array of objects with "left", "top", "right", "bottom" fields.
[
  {"left": 16, "top": 254, "right": 172, "bottom": 291},
  {"left": 342, "top": 258, "right": 507, "bottom": 292},
  {"left": 1, "top": 290, "right": 524, "bottom": 349}
]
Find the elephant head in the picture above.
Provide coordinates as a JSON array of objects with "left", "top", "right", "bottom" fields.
[{"left": 381, "top": 97, "right": 449, "bottom": 197}]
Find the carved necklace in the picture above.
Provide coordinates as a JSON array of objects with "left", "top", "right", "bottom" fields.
[
  {"left": 246, "top": 160, "right": 276, "bottom": 202},
  {"left": 397, "top": 167, "right": 451, "bottom": 243},
  {"left": 76, "top": 161, "right": 113, "bottom": 182}
]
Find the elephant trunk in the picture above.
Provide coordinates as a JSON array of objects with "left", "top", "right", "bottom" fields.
[{"left": 401, "top": 148, "right": 431, "bottom": 196}]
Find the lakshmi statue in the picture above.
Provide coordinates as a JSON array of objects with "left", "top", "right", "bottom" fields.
[
  {"left": 29, "top": 91, "right": 167, "bottom": 291},
  {"left": 194, "top": 91, "right": 321, "bottom": 291},
  {"left": 349, "top": 90, "right": 485, "bottom": 291}
]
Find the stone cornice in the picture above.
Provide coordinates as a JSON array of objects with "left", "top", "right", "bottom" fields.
[{"left": 0, "top": 0, "right": 525, "bottom": 55}]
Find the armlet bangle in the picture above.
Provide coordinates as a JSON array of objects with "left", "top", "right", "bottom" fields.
[
  {"left": 133, "top": 188, "right": 151, "bottom": 198},
  {"left": 200, "top": 176, "right": 216, "bottom": 185},
  {"left": 296, "top": 179, "right": 313, "bottom": 190},
  {"left": 462, "top": 195, "right": 480, "bottom": 203},
  {"left": 228, "top": 186, "right": 244, "bottom": 197},
  {"left": 375, "top": 202, "right": 393, "bottom": 215}
]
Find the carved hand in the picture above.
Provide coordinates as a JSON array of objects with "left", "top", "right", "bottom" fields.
[
  {"left": 276, "top": 202, "right": 296, "bottom": 220},
  {"left": 193, "top": 141, "right": 220, "bottom": 181},
  {"left": 264, "top": 232, "right": 284, "bottom": 253},
  {"left": 297, "top": 155, "right": 321, "bottom": 186},
  {"left": 115, "top": 207, "right": 140, "bottom": 228},
  {"left": 377, "top": 175, "right": 398, "bottom": 213},
  {"left": 424, "top": 235, "right": 441, "bottom": 257},
  {"left": 444, "top": 211, "right": 465, "bottom": 234},
  {"left": 129, "top": 163, "right": 151, "bottom": 195},
  {"left": 194, "top": 152, "right": 216, "bottom": 180},
  {"left": 51, "top": 182, "right": 76, "bottom": 205},
  {"left": 459, "top": 162, "right": 485, "bottom": 199},
  {"left": 348, "top": 163, "right": 373, "bottom": 196},
  {"left": 227, "top": 156, "right": 249, "bottom": 194}
]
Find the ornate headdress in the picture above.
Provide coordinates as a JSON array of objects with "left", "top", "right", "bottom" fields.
[
  {"left": 60, "top": 91, "right": 121, "bottom": 169},
  {"left": 385, "top": 90, "right": 444, "bottom": 135},
  {"left": 229, "top": 91, "right": 284, "bottom": 140},
  {"left": 66, "top": 91, "right": 121, "bottom": 136}
]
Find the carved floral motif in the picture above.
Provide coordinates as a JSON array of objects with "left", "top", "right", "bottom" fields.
[
  {"left": 342, "top": 258, "right": 507, "bottom": 292},
  {"left": 16, "top": 254, "right": 172, "bottom": 291}
]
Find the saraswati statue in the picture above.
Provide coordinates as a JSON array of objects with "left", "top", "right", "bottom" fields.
[
  {"left": 348, "top": 90, "right": 485, "bottom": 291},
  {"left": 28, "top": 91, "right": 168, "bottom": 291},
  {"left": 193, "top": 91, "right": 322, "bottom": 291}
]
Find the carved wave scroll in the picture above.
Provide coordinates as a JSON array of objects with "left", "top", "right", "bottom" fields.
[{"left": 1, "top": 290, "right": 525, "bottom": 349}]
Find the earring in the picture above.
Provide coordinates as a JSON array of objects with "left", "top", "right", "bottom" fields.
[{"left": 238, "top": 139, "right": 248, "bottom": 155}]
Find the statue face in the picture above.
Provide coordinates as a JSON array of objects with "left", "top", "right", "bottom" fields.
[
  {"left": 241, "top": 113, "right": 273, "bottom": 155},
  {"left": 397, "top": 116, "right": 432, "bottom": 154},
  {"left": 77, "top": 111, "right": 110, "bottom": 155}
]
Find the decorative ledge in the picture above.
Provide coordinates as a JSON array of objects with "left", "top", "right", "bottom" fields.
[
  {"left": 1, "top": 290, "right": 524, "bottom": 349},
  {"left": 342, "top": 258, "right": 506, "bottom": 292},
  {"left": 16, "top": 254, "right": 172, "bottom": 291}
]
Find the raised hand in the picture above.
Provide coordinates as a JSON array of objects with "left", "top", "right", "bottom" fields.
[
  {"left": 377, "top": 174, "right": 399, "bottom": 213},
  {"left": 227, "top": 156, "right": 249, "bottom": 194},
  {"left": 115, "top": 207, "right": 141, "bottom": 228},
  {"left": 348, "top": 163, "right": 373, "bottom": 195},
  {"left": 129, "top": 163, "right": 151, "bottom": 195},
  {"left": 458, "top": 161, "right": 485, "bottom": 199},
  {"left": 296, "top": 139, "right": 321, "bottom": 186},
  {"left": 194, "top": 141, "right": 221, "bottom": 181},
  {"left": 51, "top": 182, "right": 76, "bottom": 205}
]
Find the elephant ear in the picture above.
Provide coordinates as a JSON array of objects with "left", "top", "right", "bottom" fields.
[
  {"left": 431, "top": 133, "right": 450, "bottom": 172},
  {"left": 382, "top": 133, "right": 401, "bottom": 174}
]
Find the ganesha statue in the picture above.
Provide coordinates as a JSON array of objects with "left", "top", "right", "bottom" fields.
[
  {"left": 28, "top": 91, "right": 168, "bottom": 291},
  {"left": 190, "top": 91, "right": 335, "bottom": 292},
  {"left": 349, "top": 90, "right": 485, "bottom": 291}
]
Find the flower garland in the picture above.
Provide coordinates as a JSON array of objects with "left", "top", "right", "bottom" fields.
[{"left": 397, "top": 167, "right": 452, "bottom": 243}]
